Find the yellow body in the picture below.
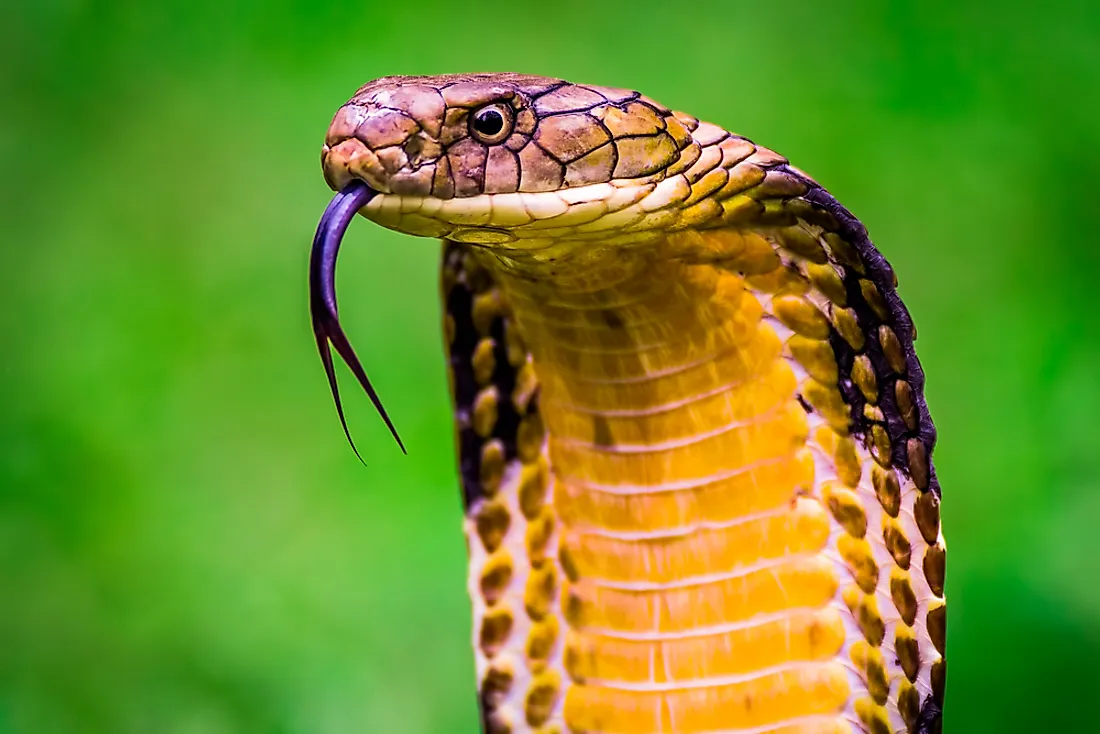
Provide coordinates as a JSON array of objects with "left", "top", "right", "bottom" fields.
[{"left": 315, "top": 73, "right": 946, "bottom": 734}]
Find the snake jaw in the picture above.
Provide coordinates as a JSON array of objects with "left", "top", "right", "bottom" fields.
[{"left": 309, "top": 179, "right": 406, "bottom": 460}]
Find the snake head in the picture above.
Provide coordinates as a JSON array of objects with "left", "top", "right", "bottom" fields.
[
  {"left": 311, "top": 73, "right": 729, "bottom": 458},
  {"left": 319, "top": 73, "right": 703, "bottom": 245}
]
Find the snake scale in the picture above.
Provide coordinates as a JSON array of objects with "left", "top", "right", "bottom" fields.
[{"left": 309, "top": 73, "right": 946, "bottom": 734}]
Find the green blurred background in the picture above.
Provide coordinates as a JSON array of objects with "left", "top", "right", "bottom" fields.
[{"left": 2, "top": 1, "right": 1098, "bottom": 732}]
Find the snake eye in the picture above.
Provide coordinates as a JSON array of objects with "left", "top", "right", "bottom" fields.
[{"left": 469, "top": 103, "right": 514, "bottom": 144}]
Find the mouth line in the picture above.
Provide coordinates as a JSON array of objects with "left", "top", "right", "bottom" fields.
[{"left": 309, "top": 179, "right": 406, "bottom": 461}]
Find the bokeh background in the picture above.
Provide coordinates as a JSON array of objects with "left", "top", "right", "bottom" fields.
[{"left": 2, "top": 1, "right": 1098, "bottom": 732}]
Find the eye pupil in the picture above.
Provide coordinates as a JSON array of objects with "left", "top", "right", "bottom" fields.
[
  {"left": 469, "top": 103, "right": 514, "bottom": 143},
  {"left": 474, "top": 109, "right": 504, "bottom": 136}
]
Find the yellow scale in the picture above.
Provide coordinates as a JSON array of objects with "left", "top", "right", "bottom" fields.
[{"left": 455, "top": 227, "right": 943, "bottom": 734}]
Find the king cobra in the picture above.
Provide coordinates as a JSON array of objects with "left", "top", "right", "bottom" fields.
[{"left": 310, "top": 74, "right": 946, "bottom": 734}]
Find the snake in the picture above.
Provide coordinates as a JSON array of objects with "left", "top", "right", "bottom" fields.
[{"left": 309, "top": 73, "right": 946, "bottom": 734}]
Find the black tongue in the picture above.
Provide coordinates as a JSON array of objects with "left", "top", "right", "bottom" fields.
[{"left": 309, "top": 180, "right": 406, "bottom": 461}]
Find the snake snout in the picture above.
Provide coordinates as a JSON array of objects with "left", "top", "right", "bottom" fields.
[
  {"left": 322, "top": 137, "right": 390, "bottom": 193},
  {"left": 322, "top": 104, "right": 441, "bottom": 196}
]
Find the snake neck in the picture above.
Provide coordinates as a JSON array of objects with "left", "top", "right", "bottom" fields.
[
  {"left": 460, "top": 224, "right": 943, "bottom": 733},
  {"left": 488, "top": 234, "right": 808, "bottom": 495},
  {"left": 479, "top": 236, "right": 843, "bottom": 731}
]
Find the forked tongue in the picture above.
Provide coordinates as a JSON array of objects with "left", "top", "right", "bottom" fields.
[{"left": 309, "top": 180, "right": 406, "bottom": 461}]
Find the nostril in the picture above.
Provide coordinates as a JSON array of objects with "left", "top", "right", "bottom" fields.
[
  {"left": 404, "top": 134, "right": 442, "bottom": 168},
  {"left": 404, "top": 136, "right": 424, "bottom": 161},
  {"left": 375, "top": 146, "right": 409, "bottom": 175}
]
